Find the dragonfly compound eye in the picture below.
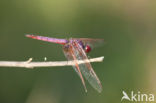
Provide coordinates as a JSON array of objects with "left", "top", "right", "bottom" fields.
[{"left": 85, "top": 45, "right": 91, "bottom": 53}]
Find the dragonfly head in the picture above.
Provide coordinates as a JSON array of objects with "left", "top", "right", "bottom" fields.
[{"left": 85, "top": 45, "right": 91, "bottom": 53}]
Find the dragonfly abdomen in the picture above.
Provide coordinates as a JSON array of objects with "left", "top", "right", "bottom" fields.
[{"left": 26, "top": 34, "right": 68, "bottom": 45}]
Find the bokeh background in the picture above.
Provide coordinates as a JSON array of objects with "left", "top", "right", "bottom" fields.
[{"left": 0, "top": 0, "right": 156, "bottom": 103}]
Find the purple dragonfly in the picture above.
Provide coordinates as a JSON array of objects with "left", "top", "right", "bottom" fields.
[{"left": 26, "top": 34, "right": 103, "bottom": 93}]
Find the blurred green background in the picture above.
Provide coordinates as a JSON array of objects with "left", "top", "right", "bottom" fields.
[{"left": 0, "top": 0, "right": 156, "bottom": 103}]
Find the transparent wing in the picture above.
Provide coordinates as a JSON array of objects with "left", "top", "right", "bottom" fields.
[
  {"left": 73, "top": 38, "right": 104, "bottom": 48},
  {"left": 63, "top": 45, "right": 87, "bottom": 92},
  {"left": 70, "top": 39, "right": 102, "bottom": 93}
]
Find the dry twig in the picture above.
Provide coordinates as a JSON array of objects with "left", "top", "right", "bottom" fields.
[{"left": 0, "top": 56, "right": 104, "bottom": 69}]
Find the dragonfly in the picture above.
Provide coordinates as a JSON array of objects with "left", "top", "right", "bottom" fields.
[{"left": 26, "top": 34, "right": 103, "bottom": 93}]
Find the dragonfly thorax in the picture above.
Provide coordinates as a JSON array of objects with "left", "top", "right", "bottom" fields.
[{"left": 76, "top": 40, "right": 92, "bottom": 53}]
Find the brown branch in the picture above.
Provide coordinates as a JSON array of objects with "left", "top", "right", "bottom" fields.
[{"left": 0, "top": 56, "right": 104, "bottom": 69}]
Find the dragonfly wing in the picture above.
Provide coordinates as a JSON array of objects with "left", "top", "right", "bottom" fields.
[
  {"left": 63, "top": 45, "right": 87, "bottom": 92},
  {"left": 70, "top": 39, "right": 102, "bottom": 93},
  {"left": 73, "top": 38, "right": 104, "bottom": 48}
]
